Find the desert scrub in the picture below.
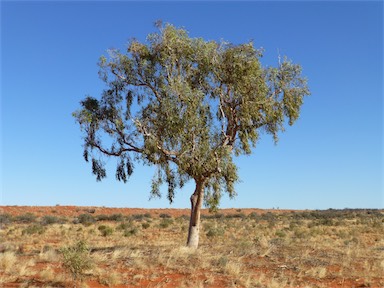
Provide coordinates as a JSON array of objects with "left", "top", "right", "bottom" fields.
[
  {"left": 59, "top": 240, "right": 93, "bottom": 282},
  {"left": 15, "top": 213, "right": 37, "bottom": 224},
  {"left": 41, "top": 215, "right": 65, "bottom": 225},
  {"left": 76, "top": 214, "right": 96, "bottom": 226},
  {"left": 205, "top": 223, "right": 224, "bottom": 238},
  {"left": 159, "top": 218, "right": 173, "bottom": 228},
  {"left": 0, "top": 251, "right": 17, "bottom": 273},
  {"left": 22, "top": 224, "right": 46, "bottom": 235},
  {"left": 0, "top": 214, "right": 13, "bottom": 226},
  {"left": 98, "top": 225, "right": 113, "bottom": 237},
  {"left": 141, "top": 222, "right": 150, "bottom": 229}
]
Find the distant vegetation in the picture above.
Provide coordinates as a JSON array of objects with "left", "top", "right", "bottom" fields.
[{"left": 0, "top": 208, "right": 383, "bottom": 287}]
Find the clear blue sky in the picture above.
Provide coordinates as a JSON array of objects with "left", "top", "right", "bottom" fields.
[{"left": 1, "top": 1, "right": 383, "bottom": 209}]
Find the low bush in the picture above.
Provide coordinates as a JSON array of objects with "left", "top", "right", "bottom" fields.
[
  {"left": 159, "top": 218, "right": 173, "bottom": 228},
  {"left": 142, "top": 222, "right": 150, "bottom": 229},
  {"left": 41, "top": 215, "right": 65, "bottom": 225},
  {"left": 15, "top": 213, "right": 37, "bottom": 224},
  {"left": 159, "top": 213, "right": 172, "bottom": 219},
  {"left": 98, "top": 225, "right": 113, "bottom": 237},
  {"left": 60, "top": 240, "right": 93, "bottom": 282},
  {"left": 76, "top": 214, "right": 95, "bottom": 226},
  {"left": 0, "top": 214, "right": 13, "bottom": 225},
  {"left": 123, "top": 228, "right": 138, "bottom": 237},
  {"left": 22, "top": 224, "right": 46, "bottom": 235}
]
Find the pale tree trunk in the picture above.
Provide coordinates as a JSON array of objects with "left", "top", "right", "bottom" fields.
[{"left": 186, "top": 178, "right": 206, "bottom": 249}]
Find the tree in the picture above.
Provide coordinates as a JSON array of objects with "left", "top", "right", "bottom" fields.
[{"left": 73, "top": 23, "right": 310, "bottom": 248}]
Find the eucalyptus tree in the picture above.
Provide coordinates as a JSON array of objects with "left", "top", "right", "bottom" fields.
[{"left": 73, "top": 23, "right": 310, "bottom": 248}]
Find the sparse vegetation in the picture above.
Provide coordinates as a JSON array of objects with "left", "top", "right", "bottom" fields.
[
  {"left": 0, "top": 207, "right": 383, "bottom": 287},
  {"left": 59, "top": 240, "right": 93, "bottom": 282}
]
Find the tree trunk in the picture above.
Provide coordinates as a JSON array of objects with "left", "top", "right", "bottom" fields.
[{"left": 186, "top": 178, "right": 206, "bottom": 249}]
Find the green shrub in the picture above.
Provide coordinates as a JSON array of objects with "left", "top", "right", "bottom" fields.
[
  {"left": 108, "top": 213, "right": 124, "bottom": 222},
  {"left": 98, "top": 225, "right": 113, "bottom": 237},
  {"left": 0, "top": 214, "right": 13, "bottom": 225},
  {"left": 22, "top": 224, "right": 45, "bottom": 235},
  {"left": 95, "top": 214, "right": 109, "bottom": 221},
  {"left": 41, "top": 215, "right": 64, "bottom": 225},
  {"left": 206, "top": 226, "right": 225, "bottom": 238},
  {"left": 159, "top": 218, "right": 173, "bottom": 228},
  {"left": 76, "top": 214, "right": 95, "bottom": 226},
  {"left": 15, "top": 213, "right": 37, "bottom": 224},
  {"left": 116, "top": 222, "right": 133, "bottom": 231},
  {"left": 275, "top": 230, "right": 286, "bottom": 238},
  {"left": 60, "top": 240, "right": 93, "bottom": 282},
  {"left": 159, "top": 213, "right": 172, "bottom": 219},
  {"left": 142, "top": 222, "right": 150, "bottom": 229},
  {"left": 123, "top": 228, "right": 138, "bottom": 237}
]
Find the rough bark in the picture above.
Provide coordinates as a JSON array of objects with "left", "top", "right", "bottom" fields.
[{"left": 186, "top": 178, "right": 206, "bottom": 249}]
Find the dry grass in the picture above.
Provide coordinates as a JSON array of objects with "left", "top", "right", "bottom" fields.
[{"left": 0, "top": 208, "right": 383, "bottom": 287}]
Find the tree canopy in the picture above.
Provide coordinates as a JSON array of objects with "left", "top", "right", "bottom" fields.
[{"left": 73, "top": 23, "right": 310, "bottom": 212}]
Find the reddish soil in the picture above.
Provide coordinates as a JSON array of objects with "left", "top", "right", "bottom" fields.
[{"left": 1, "top": 206, "right": 382, "bottom": 288}]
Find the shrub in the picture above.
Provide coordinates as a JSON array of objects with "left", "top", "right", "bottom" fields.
[
  {"left": 159, "top": 213, "right": 172, "bottom": 219},
  {"left": 275, "top": 230, "right": 286, "bottom": 238},
  {"left": 22, "top": 224, "right": 46, "bottom": 235},
  {"left": 0, "top": 214, "right": 13, "bottom": 225},
  {"left": 225, "top": 213, "right": 246, "bottom": 219},
  {"left": 108, "top": 213, "right": 124, "bottom": 222},
  {"left": 41, "top": 215, "right": 64, "bottom": 225},
  {"left": 95, "top": 214, "right": 109, "bottom": 221},
  {"left": 60, "top": 240, "right": 93, "bottom": 282},
  {"left": 123, "top": 228, "right": 138, "bottom": 237},
  {"left": 76, "top": 214, "right": 95, "bottom": 226},
  {"left": 15, "top": 213, "right": 37, "bottom": 223},
  {"left": 98, "top": 225, "right": 113, "bottom": 237},
  {"left": 116, "top": 222, "right": 133, "bottom": 231},
  {"left": 142, "top": 222, "right": 150, "bottom": 229},
  {"left": 159, "top": 218, "right": 173, "bottom": 228},
  {"left": 206, "top": 226, "right": 225, "bottom": 238}
]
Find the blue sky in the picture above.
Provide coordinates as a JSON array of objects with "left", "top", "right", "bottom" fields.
[{"left": 1, "top": 1, "right": 383, "bottom": 209}]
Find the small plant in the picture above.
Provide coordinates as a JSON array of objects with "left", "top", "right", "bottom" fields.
[
  {"left": 159, "top": 218, "right": 173, "bottom": 228},
  {"left": 15, "top": 212, "right": 37, "bottom": 223},
  {"left": 60, "top": 240, "right": 93, "bottom": 282},
  {"left": 98, "top": 225, "right": 113, "bottom": 237},
  {"left": 123, "top": 227, "right": 138, "bottom": 237},
  {"left": 108, "top": 213, "right": 124, "bottom": 222},
  {"left": 275, "top": 230, "right": 286, "bottom": 238},
  {"left": 0, "top": 214, "right": 13, "bottom": 226},
  {"left": 76, "top": 214, "right": 95, "bottom": 226},
  {"left": 22, "top": 224, "right": 46, "bottom": 235},
  {"left": 205, "top": 226, "right": 225, "bottom": 238},
  {"left": 142, "top": 222, "right": 150, "bottom": 229},
  {"left": 41, "top": 215, "right": 64, "bottom": 225}
]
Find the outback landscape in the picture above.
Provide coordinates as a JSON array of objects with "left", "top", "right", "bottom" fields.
[{"left": 0, "top": 206, "right": 383, "bottom": 288}]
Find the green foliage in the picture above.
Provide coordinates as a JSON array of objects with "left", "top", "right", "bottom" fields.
[
  {"left": 159, "top": 213, "right": 172, "bottom": 219},
  {"left": 41, "top": 215, "right": 65, "bottom": 225},
  {"left": 73, "top": 23, "right": 310, "bottom": 211},
  {"left": 159, "top": 218, "right": 173, "bottom": 228},
  {"left": 98, "top": 225, "right": 114, "bottom": 237},
  {"left": 22, "top": 224, "right": 46, "bottom": 235},
  {"left": 76, "top": 214, "right": 96, "bottom": 226},
  {"left": 142, "top": 222, "right": 150, "bottom": 229},
  {"left": 15, "top": 213, "right": 37, "bottom": 224},
  {"left": 0, "top": 214, "right": 13, "bottom": 225},
  {"left": 60, "top": 240, "right": 93, "bottom": 282},
  {"left": 123, "top": 227, "right": 138, "bottom": 237},
  {"left": 205, "top": 225, "right": 225, "bottom": 238}
]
